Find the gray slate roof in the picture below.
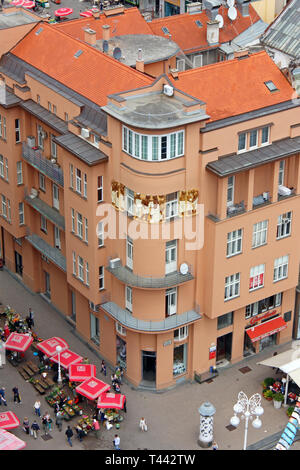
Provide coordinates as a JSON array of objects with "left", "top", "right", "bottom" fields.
[
  {"left": 21, "top": 100, "right": 68, "bottom": 134},
  {"left": 54, "top": 133, "right": 108, "bottom": 166},
  {"left": 206, "top": 135, "right": 300, "bottom": 177},
  {"left": 261, "top": 0, "right": 300, "bottom": 59}
]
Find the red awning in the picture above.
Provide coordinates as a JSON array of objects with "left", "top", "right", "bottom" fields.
[
  {"left": 36, "top": 337, "right": 69, "bottom": 357},
  {"left": 4, "top": 333, "right": 33, "bottom": 352},
  {"left": 0, "top": 429, "right": 26, "bottom": 450},
  {"left": 50, "top": 349, "right": 82, "bottom": 369},
  {"left": 75, "top": 377, "right": 110, "bottom": 401},
  {"left": 68, "top": 364, "right": 96, "bottom": 382},
  {"left": 97, "top": 392, "right": 126, "bottom": 410},
  {"left": 0, "top": 412, "right": 20, "bottom": 430},
  {"left": 246, "top": 316, "right": 287, "bottom": 343}
]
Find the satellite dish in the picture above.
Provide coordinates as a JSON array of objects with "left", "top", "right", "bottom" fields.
[
  {"left": 228, "top": 6, "right": 237, "bottom": 21},
  {"left": 215, "top": 14, "right": 224, "bottom": 28},
  {"left": 180, "top": 263, "right": 189, "bottom": 276},
  {"left": 103, "top": 40, "right": 109, "bottom": 53},
  {"left": 227, "top": 0, "right": 234, "bottom": 7},
  {"left": 113, "top": 47, "right": 122, "bottom": 60}
]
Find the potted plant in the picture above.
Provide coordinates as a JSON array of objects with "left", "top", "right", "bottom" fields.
[
  {"left": 273, "top": 392, "right": 284, "bottom": 409},
  {"left": 261, "top": 377, "right": 275, "bottom": 390},
  {"left": 263, "top": 389, "right": 274, "bottom": 401},
  {"left": 286, "top": 406, "right": 295, "bottom": 417}
]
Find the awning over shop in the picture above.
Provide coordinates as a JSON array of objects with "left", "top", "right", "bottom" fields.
[
  {"left": 258, "top": 348, "right": 300, "bottom": 389},
  {"left": 246, "top": 316, "right": 287, "bottom": 343}
]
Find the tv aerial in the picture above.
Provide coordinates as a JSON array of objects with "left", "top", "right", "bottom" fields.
[
  {"left": 215, "top": 13, "right": 224, "bottom": 28},
  {"left": 103, "top": 40, "right": 109, "bottom": 53},
  {"left": 227, "top": 0, "right": 235, "bottom": 7},
  {"left": 228, "top": 6, "right": 237, "bottom": 21}
]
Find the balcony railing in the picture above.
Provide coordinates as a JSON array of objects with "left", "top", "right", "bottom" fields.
[
  {"left": 100, "top": 301, "right": 201, "bottom": 332},
  {"left": 226, "top": 201, "right": 246, "bottom": 218},
  {"left": 252, "top": 191, "right": 271, "bottom": 209},
  {"left": 25, "top": 231, "right": 66, "bottom": 272},
  {"left": 22, "top": 143, "right": 64, "bottom": 187},
  {"left": 106, "top": 262, "right": 193, "bottom": 289},
  {"left": 24, "top": 188, "right": 65, "bottom": 231}
]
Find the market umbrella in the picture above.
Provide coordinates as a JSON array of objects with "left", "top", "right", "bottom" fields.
[
  {"left": 75, "top": 377, "right": 110, "bottom": 401},
  {"left": 97, "top": 392, "right": 126, "bottom": 410},
  {"left": 0, "top": 428, "right": 26, "bottom": 450},
  {"left": 22, "top": 1, "right": 35, "bottom": 8},
  {"left": 80, "top": 11, "right": 93, "bottom": 17},
  {"left": 36, "top": 337, "right": 69, "bottom": 357},
  {"left": 4, "top": 333, "right": 33, "bottom": 352},
  {"left": 0, "top": 411, "right": 20, "bottom": 430},
  {"left": 50, "top": 349, "right": 83, "bottom": 369},
  {"left": 68, "top": 363, "right": 96, "bottom": 382},
  {"left": 55, "top": 7, "right": 73, "bottom": 17},
  {"left": 11, "top": 0, "right": 24, "bottom": 5}
]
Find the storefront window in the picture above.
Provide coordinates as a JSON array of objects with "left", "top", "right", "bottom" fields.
[
  {"left": 173, "top": 344, "right": 187, "bottom": 376},
  {"left": 116, "top": 335, "right": 126, "bottom": 371}
]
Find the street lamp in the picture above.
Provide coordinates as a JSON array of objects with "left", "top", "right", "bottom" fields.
[
  {"left": 230, "top": 391, "right": 264, "bottom": 450},
  {"left": 56, "top": 345, "right": 62, "bottom": 385}
]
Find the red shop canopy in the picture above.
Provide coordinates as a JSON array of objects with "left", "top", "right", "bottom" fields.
[
  {"left": 0, "top": 428, "right": 26, "bottom": 450},
  {"left": 51, "top": 349, "right": 82, "bottom": 369},
  {"left": 75, "top": 377, "right": 110, "bottom": 401},
  {"left": 5, "top": 333, "right": 33, "bottom": 352},
  {"left": 68, "top": 363, "right": 96, "bottom": 382},
  {"left": 0, "top": 412, "right": 20, "bottom": 430},
  {"left": 36, "top": 337, "right": 69, "bottom": 357},
  {"left": 246, "top": 316, "right": 287, "bottom": 343},
  {"left": 97, "top": 392, "right": 126, "bottom": 410}
]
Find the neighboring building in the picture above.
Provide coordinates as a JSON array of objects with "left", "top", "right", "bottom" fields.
[
  {"left": 0, "top": 18, "right": 299, "bottom": 390},
  {"left": 252, "top": 0, "right": 290, "bottom": 24}
]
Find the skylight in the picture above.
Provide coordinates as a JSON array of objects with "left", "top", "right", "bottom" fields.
[
  {"left": 264, "top": 80, "right": 278, "bottom": 92},
  {"left": 35, "top": 27, "right": 43, "bottom": 36},
  {"left": 74, "top": 50, "right": 84, "bottom": 59},
  {"left": 195, "top": 20, "right": 203, "bottom": 28},
  {"left": 162, "top": 26, "right": 170, "bottom": 35}
]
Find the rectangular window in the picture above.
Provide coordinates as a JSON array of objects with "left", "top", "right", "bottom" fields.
[
  {"left": 261, "top": 126, "right": 269, "bottom": 145},
  {"left": 238, "top": 132, "right": 246, "bottom": 152},
  {"left": 53, "top": 105, "right": 57, "bottom": 115},
  {"left": 278, "top": 160, "right": 285, "bottom": 186},
  {"left": 17, "top": 161, "right": 23, "bottom": 185},
  {"left": 39, "top": 173, "right": 45, "bottom": 191},
  {"left": 165, "top": 239, "right": 177, "bottom": 274},
  {"left": 37, "top": 94, "right": 40, "bottom": 104},
  {"left": 275, "top": 292, "right": 282, "bottom": 307},
  {"left": 123, "top": 127, "right": 128, "bottom": 152},
  {"left": 277, "top": 212, "right": 292, "bottom": 239},
  {"left": 99, "top": 266, "right": 104, "bottom": 290},
  {"left": 161, "top": 136, "right": 167, "bottom": 159},
  {"left": 252, "top": 220, "right": 268, "bottom": 248},
  {"left": 1, "top": 195, "right": 6, "bottom": 218},
  {"left": 126, "top": 236, "right": 133, "bottom": 269},
  {"left": 274, "top": 255, "right": 289, "bottom": 282},
  {"left": 4, "top": 158, "right": 8, "bottom": 181},
  {"left": 125, "top": 285, "right": 132, "bottom": 312},
  {"left": 15, "top": 119, "right": 21, "bottom": 143},
  {"left": 18, "top": 202, "right": 24, "bottom": 225},
  {"left": 0, "top": 116, "right": 2, "bottom": 137},
  {"left": 128, "top": 129, "right": 133, "bottom": 155},
  {"left": 64, "top": 112, "right": 69, "bottom": 122},
  {"left": 85, "top": 261, "right": 89, "bottom": 286},
  {"left": 97, "top": 176, "right": 103, "bottom": 203},
  {"left": 84, "top": 218, "right": 88, "bottom": 243},
  {"left": 83, "top": 173, "right": 87, "bottom": 198},
  {"left": 170, "top": 133, "right": 176, "bottom": 158},
  {"left": 249, "top": 264, "right": 265, "bottom": 291},
  {"left": 75, "top": 168, "right": 82, "bottom": 194},
  {"left": 41, "top": 215, "right": 47, "bottom": 233},
  {"left": 7, "top": 199, "right": 11, "bottom": 222},
  {"left": 227, "top": 176, "right": 235, "bottom": 206},
  {"left": 71, "top": 209, "right": 75, "bottom": 233},
  {"left": 50, "top": 134, "right": 57, "bottom": 158},
  {"left": 90, "top": 313, "right": 100, "bottom": 344},
  {"left": 97, "top": 221, "right": 104, "bottom": 247},
  {"left": 72, "top": 251, "right": 76, "bottom": 275},
  {"left": 116, "top": 322, "right": 126, "bottom": 336},
  {"left": 134, "top": 133, "right": 140, "bottom": 158},
  {"left": 77, "top": 213, "right": 83, "bottom": 239},
  {"left": 177, "top": 131, "right": 184, "bottom": 156},
  {"left": 217, "top": 312, "right": 233, "bottom": 330},
  {"left": 249, "top": 129, "right": 258, "bottom": 148},
  {"left": 166, "top": 287, "right": 177, "bottom": 316},
  {"left": 70, "top": 164, "right": 74, "bottom": 189},
  {"left": 174, "top": 325, "right": 188, "bottom": 341},
  {"left": 3, "top": 117, "right": 6, "bottom": 140},
  {"left": 126, "top": 188, "right": 134, "bottom": 216},
  {"left": 37, "top": 124, "right": 44, "bottom": 149},
  {"left": 48, "top": 102, "right": 52, "bottom": 112},
  {"left": 224, "top": 273, "right": 240, "bottom": 300},
  {"left": 165, "top": 192, "right": 178, "bottom": 220},
  {"left": 78, "top": 256, "right": 84, "bottom": 281},
  {"left": 141, "top": 135, "right": 148, "bottom": 160},
  {"left": 52, "top": 184, "right": 59, "bottom": 210},
  {"left": 54, "top": 226, "right": 61, "bottom": 250},
  {"left": 0, "top": 155, "right": 3, "bottom": 178},
  {"left": 152, "top": 136, "right": 159, "bottom": 161},
  {"left": 226, "top": 229, "right": 242, "bottom": 257}
]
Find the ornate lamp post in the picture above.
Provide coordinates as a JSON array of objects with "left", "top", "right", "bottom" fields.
[
  {"left": 230, "top": 391, "right": 264, "bottom": 450},
  {"left": 56, "top": 345, "right": 62, "bottom": 385}
]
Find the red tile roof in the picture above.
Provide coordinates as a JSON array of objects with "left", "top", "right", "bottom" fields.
[
  {"left": 169, "top": 51, "right": 294, "bottom": 122},
  {"left": 53, "top": 7, "right": 152, "bottom": 41},
  {"left": 149, "top": 4, "right": 261, "bottom": 53},
  {"left": 10, "top": 22, "right": 153, "bottom": 107}
]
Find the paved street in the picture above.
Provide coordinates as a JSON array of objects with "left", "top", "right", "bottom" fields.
[{"left": 0, "top": 267, "right": 299, "bottom": 451}]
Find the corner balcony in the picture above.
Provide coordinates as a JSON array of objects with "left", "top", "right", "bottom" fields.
[
  {"left": 100, "top": 301, "right": 201, "bottom": 332},
  {"left": 25, "top": 231, "right": 66, "bottom": 272},
  {"left": 106, "top": 261, "right": 193, "bottom": 289},
  {"left": 22, "top": 143, "right": 64, "bottom": 187}
]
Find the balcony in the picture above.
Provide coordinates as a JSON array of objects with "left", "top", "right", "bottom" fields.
[
  {"left": 22, "top": 143, "right": 64, "bottom": 187},
  {"left": 226, "top": 201, "right": 246, "bottom": 218},
  {"left": 25, "top": 231, "right": 66, "bottom": 272},
  {"left": 100, "top": 301, "right": 201, "bottom": 332},
  {"left": 278, "top": 185, "right": 296, "bottom": 201},
  {"left": 106, "top": 262, "right": 193, "bottom": 289},
  {"left": 24, "top": 190, "right": 65, "bottom": 231},
  {"left": 252, "top": 191, "right": 271, "bottom": 210}
]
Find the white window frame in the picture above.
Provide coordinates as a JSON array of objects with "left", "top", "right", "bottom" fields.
[
  {"left": 249, "top": 129, "right": 258, "bottom": 149},
  {"left": 227, "top": 176, "right": 235, "bottom": 206},
  {"left": 97, "top": 176, "right": 103, "bottom": 203},
  {"left": 78, "top": 256, "right": 84, "bottom": 281},
  {"left": 97, "top": 221, "right": 104, "bottom": 247},
  {"left": 85, "top": 261, "right": 89, "bottom": 286},
  {"left": 39, "top": 173, "right": 45, "bottom": 191},
  {"left": 99, "top": 266, "right": 104, "bottom": 291},
  {"left": 52, "top": 184, "right": 59, "bottom": 210},
  {"left": 261, "top": 126, "right": 270, "bottom": 146},
  {"left": 165, "top": 192, "right": 178, "bottom": 220},
  {"left": 37, "top": 124, "right": 44, "bottom": 150},
  {"left": 176, "top": 58, "right": 185, "bottom": 71},
  {"left": 116, "top": 322, "right": 126, "bottom": 336},
  {"left": 84, "top": 217, "right": 88, "bottom": 243},
  {"left": 70, "top": 164, "right": 74, "bottom": 189},
  {"left": 4, "top": 158, "right": 8, "bottom": 181},
  {"left": 18, "top": 202, "right": 24, "bottom": 225},
  {"left": 17, "top": 161, "right": 23, "bottom": 185},
  {"left": 75, "top": 168, "right": 82, "bottom": 194},
  {"left": 7, "top": 198, "right": 11, "bottom": 222},
  {"left": 125, "top": 285, "right": 132, "bottom": 312},
  {"left": 226, "top": 229, "right": 242, "bottom": 257},
  {"left": 249, "top": 264, "right": 265, "bottom": 291},
  {"left": 274, "top": 255, "right": 289, "bottom": 282},
  {"left": 238, "top": 132, "right": 247, "bottom": 153},
  {"left": 77, "top": 212, "right": 83, "bottom": 239},
  {"left": 1, "top": 194, "right": 6, "bottom": 218},
  {"left": 40, "top": 214, "right": 47, "bottom": 233},
  {"left": 224, "top": 273, "right": 240, "bottom": 301},
  {"left": 54, "top": 225, "right": 61, "bottom": 250},
  {"left": 252, "top": 220, "right": 268, "bottom": 248},
  {"left": 126, "top": 188, "right": 134, "bottom": 216},
  {"left": 15, "top": 118, "right": 21, "bottom": 143},
  {"left": 83, "top": 173, "right": 87, "bottom": 198},
  {"left": 90, "top": 313, "right": 100, "bottom": 344},
  {"left": 50, "top": 134, "right": 57, "bottom": 159},
  {"left": 193, "top": 54, "right": 203, "bottom": 68},
  {"left": 174, "top": 325, "right": 188, "bottom": 342},
  {"left": 71, "top": 208, "right": 75, "bottom": 233},
  {"left": 277, "top": 212, "right": 292, "bottom": 239},
  {"left": 166, "top": 287, "right": 177, "bottom": 316},
  {"left": 126, "top": 236, "right": 133, "bottom": 270},
  {"left": 165, "top": 240, "right": 177, "bottom": 274},
  {"left": 278, "top": 160, "right": 285, "bottom": 186},
  {"left": 3, "top": 117, "right": 6, "bottom": 140},
  {"left": 0, "top": 155, "right": 4, "bottom": 178},
  {"left": 72, "top": 251, "right": 76, "bottom": 275}
]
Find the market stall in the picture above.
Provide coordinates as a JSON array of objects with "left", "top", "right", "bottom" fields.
[
  {"left": 0, "top": 412, "right": 20, "bottom": 430},
  {"left": 45, "top": 388, "right": 83, "bottom": 421},
  {"left": 68, "top": 364, "right": 96, "bottom": 382},
  {"left": 36, "top": 337, "right": 69, "bottom": 357},
  {"left": 4, "top": 332, "right": 33, "bottom": 366},
  {"left": 97, "top": 392, "right": 125, "bottom": 429},
  {"left": 0, "top": 429, "right": 26, "bottom": 450},
  {"left": 75, "top": 377, "right": 110, "bottom": 402},
  {"left": 50, "top": 349, "right": 83, "bottom": 369}
]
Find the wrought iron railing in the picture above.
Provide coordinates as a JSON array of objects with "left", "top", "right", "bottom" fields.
[{"left": 22, "top": 143, "right": 64, "bottom": 187}]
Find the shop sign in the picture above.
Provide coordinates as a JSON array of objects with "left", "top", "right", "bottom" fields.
[
  {"left": 163, "top": 340, "right": 172, "bottom": 347},
  {"left": 209, "top": 345, "right": 216, "bottom": 360},
  {"left": 249, "top": 310, "right": 277, "bottom": 325},
  {"left": 249, "top": 273, "right": 264, "bottom": 290}
]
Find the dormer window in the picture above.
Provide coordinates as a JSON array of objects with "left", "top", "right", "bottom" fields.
[{"left": 265, "top": 80, "right": 278, "bottom": 92}]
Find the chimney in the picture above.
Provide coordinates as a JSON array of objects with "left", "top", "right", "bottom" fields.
[
  {"left": 92, "top": 8, "right": 100, "bottom": 19},
  {"left": 136, "top": 48, "right": 144, "bottom": 73},
  {"left": 186, "top": 1, "right": 202, "bottom": 14},
  {"left": 206, "top": 20, "right": 219, "bottom": 45},
  {"left": 84, "top": 28, "right": 97, "bottom": 46},
  {"left": 102, "top": 24, "right": 111, "bottom": 41},
  {"left": 203, "top": 0, "right": 221, "bottom": 20},
  {"left": 236, "top": 0, "right": 250, "bottom": 17}
]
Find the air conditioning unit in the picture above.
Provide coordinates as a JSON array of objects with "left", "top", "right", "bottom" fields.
[
  {"left": 109, "top": 258, "right": 121, "bottom": 269},
  {"left": 27, "top": 136, "right": 36, "bottom": 148},
  {"left": 163, "top": 84, "right": 174, "bottom": 97},
  {"left": 81, "top": 128, "right": 90, "bottom": 139},
  {"left": 29, "top": 188, "right": 38, "bottom": 199}
]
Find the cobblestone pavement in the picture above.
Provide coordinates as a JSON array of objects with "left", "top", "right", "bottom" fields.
[{"left": 0, "top": 268, "right": 299, "bottom": 451}]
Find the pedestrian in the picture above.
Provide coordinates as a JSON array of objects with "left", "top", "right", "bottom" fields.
[
  {"left": 101, "top": 360, "right": 106, "bottom": 375},
  {"left": 54, "top": 402, "right": 60, "bottom": 415},
  {"left": 93, "top": 418, "right": 100, "bottom": 439},
  {"left": 113, "top": 434, "right": 120, "bottom": 450},
  {"left": 212, "top": 441, "right": 219, "bottom": 450},
  {"left": 26, "top": 316, "right": 33, "bottom": 330},
  {"left": 76, "top": 426, "right": 85, "bottom": 442},
  {"left": 65, "top": 425, "right": 73, "bottom": 447},
  {"left": 34, "top": 400, "right": 41, "bottom": 417},
  {"left": 31, "top": 420, "right": 40, "bottom": 439},
  {"left": 46, "top": 412, "right": 52, "bottom": 432},
  {"left": 42, "top": 414, "right": 49, "bottom": 435},
  {"left": 12, "top": 386, "right": 21, "bottom": 404},
  {"left": 123, "top": 398, "right": 127, "bottom": 413},
  {"left": 56, "top": 411, "right": 63, "bottom": 432},
  {"left": 99, "top": 409, "right": 105, "bottom": 426},
  {"left": 0, "top": 387, "right": 7, "bottom": 406},
  {"left": 28, "top": 308, "right": 35, "bottom": 327},
  {"left": 139, "top": 417, "right": 147, "bottom": 432},
  {"left": 23, "top": 417, "right": 30, "bottom": 434}
]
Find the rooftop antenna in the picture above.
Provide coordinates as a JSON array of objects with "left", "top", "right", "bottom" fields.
[
  {"left": 228, "top": 5, "right": 237, "bottom": 21},
  {"left": 103, "top": 39, "right": 109, "bottom": 53},
  {"left": 215, "top": 13, "right": 224, "bottom": 28},
  {"left": 113, "top": 47, "right": 122, "bottom": 60},
  {"left": 227, "top": 0, "right": 235, "bottom": 7}
]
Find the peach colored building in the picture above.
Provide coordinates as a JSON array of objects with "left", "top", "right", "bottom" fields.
[{"left": 0, "top": 19, "right": 299, "bottom": 390}]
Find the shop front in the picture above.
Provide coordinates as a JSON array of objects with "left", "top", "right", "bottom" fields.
[{"left": 245, "top": 315, "right": 287, "bottom": 353}]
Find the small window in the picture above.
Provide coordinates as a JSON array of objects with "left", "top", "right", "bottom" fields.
[
  {"left": 261, "top": 126, "right": 269, "bottom": 145},
  {"left": 174, "top": 326, "right": 188, "bottom": 341},
  {"left": 265, "top": 81, "right": 278, "bottom": 92},
  {"left": 238, "top": 132, "right": 246, "bottom": 152},
  {"left": 195, "top": 20, "right": 203, "bottom": 28},
  {"left": 162, "top": 26, "right": 170, "bottom": 34},
  {"left": 74, "top": 49, "right": 83, "bottom": 58},
  {"left": 217, "top": 312, "right": 233, "bottom": 330},
  {"left": 116, "top": 322, "right": 126, "bottom": 336},
  {"left": 249, "top": 129, "right": 258, "bottom": 149}
]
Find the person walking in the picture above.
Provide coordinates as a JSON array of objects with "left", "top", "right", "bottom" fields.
[
  {"left": 93, "top": 418, "right": 100, "bottom": 439},
  {"left": 31, "top": 420, "right": 40, "bottom": 439},
  {"left": 28, "top": 308, "right": 35, "bottom": 327},
  {"left": 34, "top": 400, "right": 41, "bottom": 417},
  {"left": 113, "top": 434, "right": 120, "bottom": 450},
  {"left": 56, "top": 411, "right": 63, "bottom": 432},
  {"left": 123, "top": 398, "right": 127, "bottom": 413},
  {"left": 0, "top": 387, "right": 7, "bottom": 406},
  {"left": 65, "top": 425, "right": 73, "bottom": 447},
  {"left": 212, "top": 441, "right": 219, "bottom": 450},
  {"left": 42, "top": 414, "right": 49, "bottom": 435},
  {"left": 23, "top": 417, "right": 30, "bottom": 435},
  {"left": 12, "top": 386, "right": 21, "bottom": 404},
  {"left": 45, "top": 412, "right": 52, "bottom": 432},
  {"left": 139, "top": 417, "right": 147, "bottom": 432}
]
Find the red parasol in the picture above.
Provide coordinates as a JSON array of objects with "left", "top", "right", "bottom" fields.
[
  {"left": 50, "top": 349, "right": 82, "bottom": 369},
  {"left": 75, "top": 377, "right": 110, "bottom": 401},
  {"left": 80, "top": 11, "right": 93, "bottom": 17},
  {"left": 11, "top": 0, "right": 24, "bottom": 5},
  {"left": 22, "top": 1, "right": 35, "bottom": 8},
  {"left": 68, "top": 363, "right": 96, "bottom": 382},
  {"left": 36, "top": 337, "right": 69, "bottom": 357},
  {"left": 0, "top": 428, "right": 26, "bottom": 450},
  {"left": 55, "top": 7, "right": 73, "bottom": 17},
  {"left": 4, "top": 333, "right": 33, "bottom": 352},
  {"left": 97, "top": 392, "right": 126, "bottom": 410},
  {"left": 0, "top": 411, "right": 20, "bottom": 430}
]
